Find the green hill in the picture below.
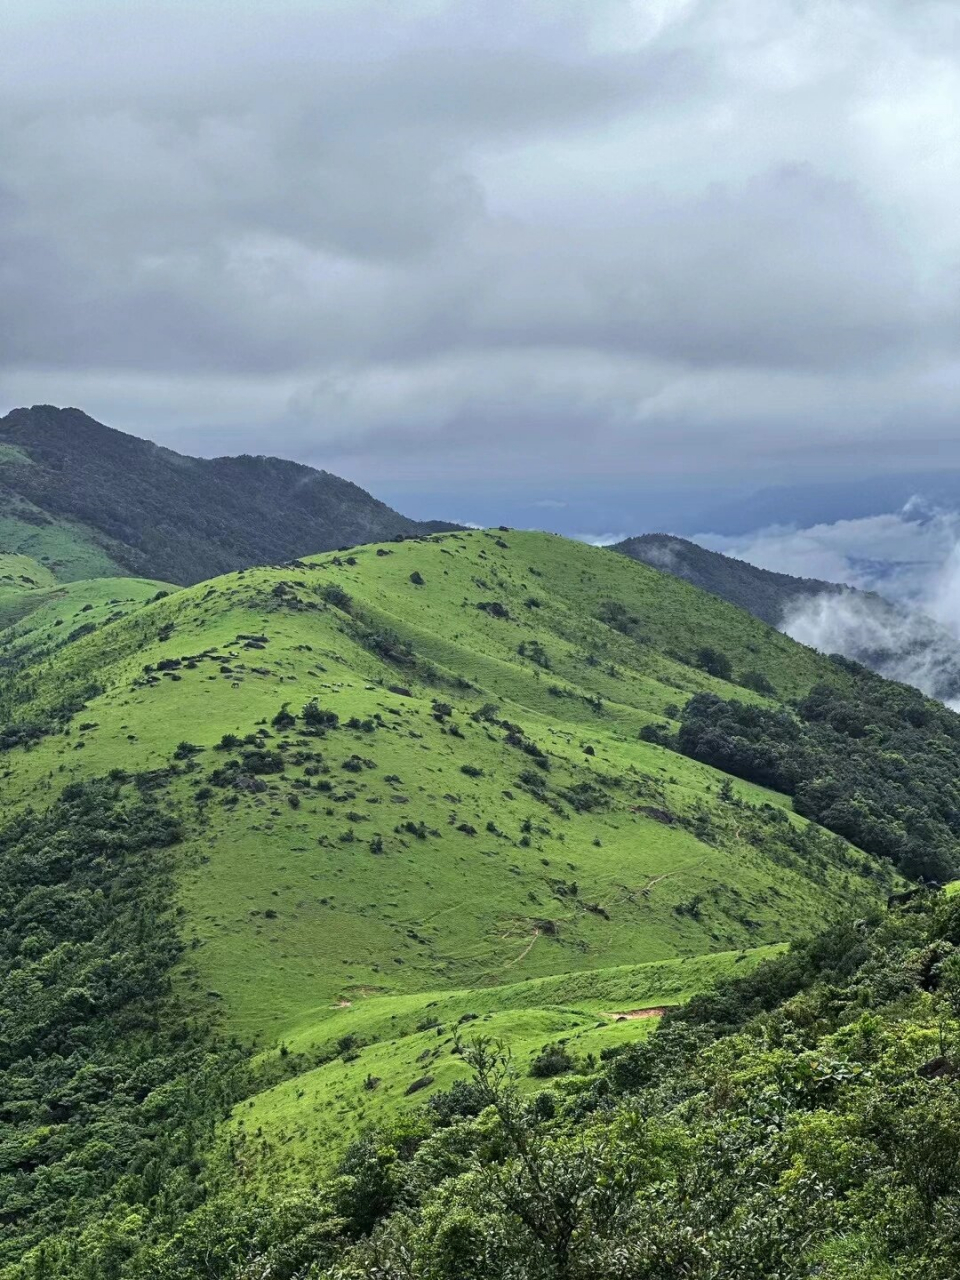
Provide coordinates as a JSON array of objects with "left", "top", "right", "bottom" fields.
[
  {"left": 0, "top": 405, "right": 458, "bottom": 585},
  {"left": 4, "top": 528, "right": 954, "bottom": 1278}
]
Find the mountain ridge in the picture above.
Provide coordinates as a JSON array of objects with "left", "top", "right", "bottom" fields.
[
  {"left": 0, "top": 405, "right": 459, "bottom": 585},
  {"left": 611, "top": 532, "right": 847, "bottom": 627},
  {"left": 613, "top": 531, "right": 960, "bottom": 702}
]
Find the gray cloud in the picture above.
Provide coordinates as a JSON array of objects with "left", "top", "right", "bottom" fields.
[{"left": 2, "top": 0, "right": 960, "bottom": 504}]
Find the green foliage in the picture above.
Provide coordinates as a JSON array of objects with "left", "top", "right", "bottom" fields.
[
  {"left": 320, "top": 583, "right": 353, "bottom": 611},
  {"left": 739, "top": 668, "right": 777, "bottom": 696},
  {"left": 271, "top": 703, "right": 296, "bottom": 730},
  {"left": 692, "top": 645, "right": 732, "bottom": 680},
  {"left": 0, "top": 780, "right": 237, "bottom": 1275},
  {"left": 143, "top": 898, "right": 960, "bottom": 1279},
  {"left": 0, "top": 405, "right": 449, "bottom": 586},
  {"left": 0, "top": 526, "right": 923, "bottom": 1275},
  {"left": 528, "top": 1042, "right": 576, "bottom": 1077},
  {"left": 677, "top": 677, "right": 960, "bottom": 881},
  {"left": 302, "top": 701, "right": 339, "bottom": 730}
]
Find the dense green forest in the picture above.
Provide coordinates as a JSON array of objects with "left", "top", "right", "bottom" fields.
[
  {"left": 674, "top": 662, "right": 960, "bottom": 883},
  {"left": 0, "top": 406, "right": 455, "bottom": 584},
  {"left": 0, "top": 780, "right": 244, "bottom": 1276}
]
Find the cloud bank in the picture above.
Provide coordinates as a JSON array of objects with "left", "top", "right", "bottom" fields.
[
  {"left": 3, "top": 1, "right": 960, "bottom": 503},
  {"left": 701, "top": 502, "right": 960, "bottom": 703}
]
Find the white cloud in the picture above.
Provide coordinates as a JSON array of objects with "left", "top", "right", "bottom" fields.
[{"left": 698, "top": 500, "right": 960, "bottom": 702}]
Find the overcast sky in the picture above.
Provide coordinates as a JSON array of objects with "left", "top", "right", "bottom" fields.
[{"left": 3, "top": 0, "right": 960, "bottom": 530}]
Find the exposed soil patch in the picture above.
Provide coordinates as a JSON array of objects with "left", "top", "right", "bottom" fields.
[{"left": 606, "top": 1006, "right": 668, "bottom": 1021}]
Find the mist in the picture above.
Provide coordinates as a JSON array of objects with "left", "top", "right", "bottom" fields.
[
  {"left": 781, "top": 590, "right": 960, "bottom": 706},
  {"left": 702, "top": 503, "right": 960, "bottom": 705}
]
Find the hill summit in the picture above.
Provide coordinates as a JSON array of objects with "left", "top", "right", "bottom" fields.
[{"left": 0, "top": 405, "right": 456, "bottom": 585}]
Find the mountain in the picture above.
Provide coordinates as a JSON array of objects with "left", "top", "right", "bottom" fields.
[
  {"left": 0, "top": 405, "right": 457, "bottom": 585},
  {"left": 611, "top": 533, "right": 845, "bottom": 627},
  {"left": 7, "top": 527, "right": 960, "bottom": 1276},
  {"left": 614, "top": 532, "right": 960, "bottom": 703}
]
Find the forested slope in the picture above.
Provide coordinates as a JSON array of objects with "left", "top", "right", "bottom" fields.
[
  {"left": 613, "top": 533, "right": 960, "bottom": 703},
  {"left": 0, "top": 406, "right": 456, "bottom": 584},
  {"left": 613, "top": 532, "right": 844, "bottom": 627}
]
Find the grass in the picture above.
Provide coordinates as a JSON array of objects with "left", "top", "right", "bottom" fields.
[
  {"left": 0, "top": 529, "right": 897, "bottom": 1177},
  {"left": 0, "top": 508, "right": 126, "bottom": 583},
  {"left": 0, "top": 575, "right": 173, "bottom": 700},
  {"left": 224, "top": 944, "right": 780, "bottom": 1187}
]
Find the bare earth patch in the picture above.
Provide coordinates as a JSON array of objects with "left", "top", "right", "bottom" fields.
[{"left": 606, "top": 1006, "right": 667, "bottom": 1021}]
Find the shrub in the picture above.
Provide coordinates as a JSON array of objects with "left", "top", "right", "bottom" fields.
[
  {"left": 241, "top": 748, "right": 284, "bottom": 775},
  {"left": 302, "top": 702, "right": 339, "bottom": 731},
  {"left": 320, "top": 583, "right": 353, "bottom": 611},
  {"left": 693, "top": 646, "right": 733, "bottom": 681},
  {"left": 518, "top": 639, "right": 551, "bottom": 669},
  {"left": 476, "top": 601, "right": 511, "bottom": 620},
  {"left": 740, "top": 669, "right": 777, "bottom": 696},
  {"left": 362, "top": 628, "right": 415, "bottom": 665},
  {"left": 271, "top": 703, "right": 296, "bottom": 730},
  {"left": 529, "top": 1043, "right": 575, "bottom": 1078}
]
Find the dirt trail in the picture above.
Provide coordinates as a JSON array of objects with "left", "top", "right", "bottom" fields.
[
  {"left": 504, "top": 928, "right": 541, "bottom": 968},
  {"left": 641, "top": 871, "right": 677, "bottom": 892}
]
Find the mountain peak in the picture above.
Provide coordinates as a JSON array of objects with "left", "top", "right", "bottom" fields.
[{"left": 0, "top": 406, "right": 457, "bottom": 584}]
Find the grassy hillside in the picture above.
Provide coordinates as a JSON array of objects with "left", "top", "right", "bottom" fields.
[
  {"left": 0, "top": 529, "right": 920, "bottom": 1275},
  {"left": 0, "top": 405, "right": 457, "bottom": 585},
  {"left": 0, "top": 573, "right": 170, "bottom": 653},
  {"left": 0, "top": 534, "right": 890, "bottom": 1058},
  {"left": 218, "top": 893, "right": 960, "bottom": 1280}
]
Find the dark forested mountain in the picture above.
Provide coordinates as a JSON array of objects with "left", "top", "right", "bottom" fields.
[
  {"left": 0, "top": 406, "right": 457, "bottom": 584},
  {"left": 612, "top": 533, "right": 844, "bottom": 627},
  {"left": 614, "top": 532, "right": 960, "bottom": 703}
]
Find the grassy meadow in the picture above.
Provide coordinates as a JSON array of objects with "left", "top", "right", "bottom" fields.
[{"left": 0, "top": 529, "right": 897, "bottom": 1183}]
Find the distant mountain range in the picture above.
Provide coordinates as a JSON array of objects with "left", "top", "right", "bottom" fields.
[
  {"left": 613, "top": 533, "right": 960, "bottom": 704},
  {"left": 4, "top": 406, "right": 960, "bottom": 703},
  {"left": 0, "top": 406, "right": 458, "bottom": 585}
]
